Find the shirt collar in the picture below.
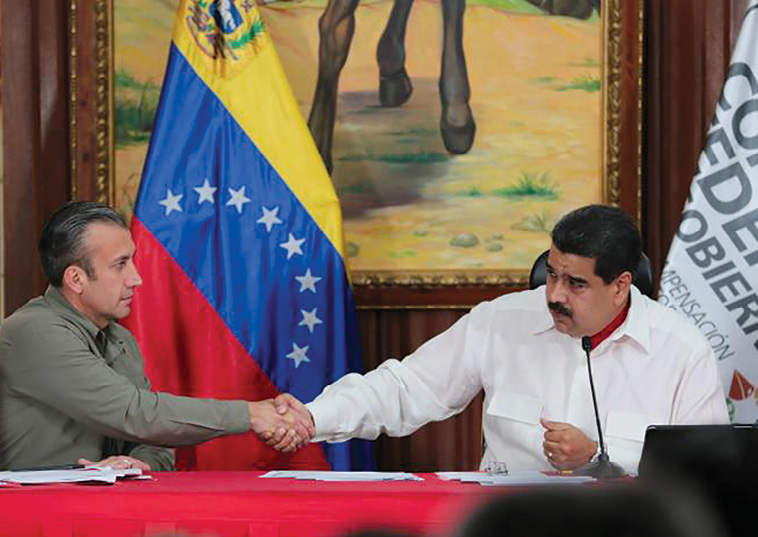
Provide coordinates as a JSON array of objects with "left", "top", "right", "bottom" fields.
[
  {"left": 531, "top": 285, "right": 652, "bottom": 353},
  {"left": 613, "top": 285, "right": 651, "bottom": 353},
  {"left": 44, "top": 285, "right": 116, "bottom": 342}
]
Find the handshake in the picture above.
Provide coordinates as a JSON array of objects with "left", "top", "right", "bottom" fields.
[{"left": 247, "top": 394, "right": 314, "bottom": 452}]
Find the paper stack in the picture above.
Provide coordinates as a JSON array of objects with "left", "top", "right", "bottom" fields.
[
  {"left": 437, "top": 471, "right": 594, "bottom": 486},
  {"left": 261, "top": 471, "right": 423, "bottom": 482},
  {"left": 0, "top": 466, "right": 148, "bottom": 486}
]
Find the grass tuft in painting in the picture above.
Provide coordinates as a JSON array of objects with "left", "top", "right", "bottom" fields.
[
  {"left": 511, "top": 210, "right": 553, "bottom": 232},
  {"left": 493, "top": 172, "right": 558, "bottom": 199}
]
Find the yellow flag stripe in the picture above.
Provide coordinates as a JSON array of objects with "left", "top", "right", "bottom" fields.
[{"left": 172, "top": 1, "right": 345, "bottom": 257}]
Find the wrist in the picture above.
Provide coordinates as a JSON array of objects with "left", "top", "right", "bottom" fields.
[{"left": 247, "top": 401, "right": 264, "bottom": 432}]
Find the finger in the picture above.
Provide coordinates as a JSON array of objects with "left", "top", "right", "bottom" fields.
[
  {"left": 273, "top": 430, "right": 298, "bottom": 452},
  {"left": 78, "top": 458, "right": 95, "bottom": 466},
  {"left": 541, "top": 418, "right": 569, "bottom": 431},
  {"left": 543, "top": 430, "right": 567, "bottom": 443},
  {"left": 543, "top": 440, "right": 561, "bottom": 453},
  {"left": 272, "top": 429, "right": 296, "bottom": 450},
  {"left": 272, "top": 427, "right": 287, "bottom": 443},
  {"left": 274, "top": 398, "right": 289, "bottom": 415},
  {"left": 551, "top": 452, "right": 567, "bottom": 464},
  {"left": 275, "top": 394, "right": 295, "bottom": 412},
  {"left": 133, "top": 460, "right": 151, "bottom": 471},
  {"left": 291, "top": 419, "right": 311, "bottom": 444},
  {"left": 261, "top": 427, "right": 287, "bottom": 447}
]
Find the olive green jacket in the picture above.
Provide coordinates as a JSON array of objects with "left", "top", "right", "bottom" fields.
[{"left": 0, "top": 287, "right": 250, "bottom": 470}]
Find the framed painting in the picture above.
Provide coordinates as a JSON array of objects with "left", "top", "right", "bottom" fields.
[{"left": 69, "top": 0, "right": 642, "bottom": 307}]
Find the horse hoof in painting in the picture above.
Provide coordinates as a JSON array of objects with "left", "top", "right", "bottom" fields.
[
  {"left": 379, "top": 68, "right": 413, "bottom": 108},
  {"left": 440, "top": 107, "right": 476, "bottom": 154}
]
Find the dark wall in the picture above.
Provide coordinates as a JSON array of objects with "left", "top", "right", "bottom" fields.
[
  {"left": 0, "top": 0, "right": 749, "bottom": 470},
  {"left": 1, "top": 0, "right": 70, "bottom": 315}
]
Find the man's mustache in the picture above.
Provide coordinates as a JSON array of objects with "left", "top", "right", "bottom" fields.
[{"left": 548, "top": 302, "right": 573, "bottom": 318}]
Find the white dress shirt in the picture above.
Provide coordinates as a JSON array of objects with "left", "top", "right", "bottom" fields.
[{"left": 307, "top": 286, "right": 729, "bottom": 472}]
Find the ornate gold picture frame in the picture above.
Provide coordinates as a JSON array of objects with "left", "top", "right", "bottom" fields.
[{"left": 69, "top": 0, "right": 642, "bottom": 307}]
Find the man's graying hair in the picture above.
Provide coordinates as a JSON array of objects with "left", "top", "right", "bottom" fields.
[
  {"left": 38, "top": 201, "right": 127, "bottom": 287},
  {"left": 551, "top": 205, "right": 641, "bottom": 284}
]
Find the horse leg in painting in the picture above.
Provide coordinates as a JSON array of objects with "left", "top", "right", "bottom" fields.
[
  {"left": 439, "top": 0, "right": 475, "bottom": 154},
  {"left": 307, "top": 0, "right": 360, "bottom": 173},
  {"left": 376, "top": 0, "right": 414, "bottom": 107}
]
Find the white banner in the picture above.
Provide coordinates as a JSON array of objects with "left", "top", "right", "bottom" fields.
[{"left": 660, "top": 0, "right": 758, "bottom": 423}]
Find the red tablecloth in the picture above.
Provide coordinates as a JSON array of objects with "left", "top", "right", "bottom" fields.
[{"left": 0, "top": 472, "right": 494, "bottom": 537}]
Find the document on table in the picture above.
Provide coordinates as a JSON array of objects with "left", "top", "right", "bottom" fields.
[
  {"left": 261, "top": 471, "right": 423, "bottom": 482},
  {"left": 436, "top": 471, "right": 594, "bottom": 486},
  {"left": 0, "top": 467, "right": 148, "bottom": 485}
]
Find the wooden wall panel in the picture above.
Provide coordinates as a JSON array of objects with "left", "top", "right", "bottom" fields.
[{"left": 1, "top": 0, "right": 70, "bottom": 315}]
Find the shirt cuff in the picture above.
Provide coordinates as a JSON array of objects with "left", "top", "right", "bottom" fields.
[
  {"left": 306, "top": 398, "right": 341, "bottom": 442},
  {"left": 224, "top": 400, "right": 252, "bottom": 434}
]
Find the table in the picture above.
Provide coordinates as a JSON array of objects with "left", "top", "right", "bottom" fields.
[{"left": 0, "top": 472, "right": 494, "bottom": 537}]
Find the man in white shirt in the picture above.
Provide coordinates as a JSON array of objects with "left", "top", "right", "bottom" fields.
[{"left": 275, "top": 205, "right": 729, "bottom": 472}]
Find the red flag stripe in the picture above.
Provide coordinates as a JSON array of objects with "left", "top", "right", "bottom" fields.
[{"left": 124, "top": 218, "right": 328, "bottom": 470}]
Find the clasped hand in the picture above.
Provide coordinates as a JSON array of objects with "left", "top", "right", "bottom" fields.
[
  {"left": 541, "top": 418, "right": 597, "bottom": 470},
  {"left": 248, "top": 395, "right": 314, "bottom": 453}
]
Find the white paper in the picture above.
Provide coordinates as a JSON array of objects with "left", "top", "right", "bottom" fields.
[
  {"left": 436, "top": 471, "right": 594, "bottom": 486},
  {"left": 261, "top": 470, "right": 422, "bottom": 482},
  {"left": 0, "top": 466, "right": 147, "bottom": 485}
]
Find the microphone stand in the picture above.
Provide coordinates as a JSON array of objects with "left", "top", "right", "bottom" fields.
[{"left": 574, "top": 336, "right": 626, "bottom": 479}]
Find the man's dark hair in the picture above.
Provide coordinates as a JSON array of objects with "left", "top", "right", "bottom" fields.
[
  {"left": 455, "top": 485, "right": 724, "bottom": 537},
  {"left": 38, "top": 201, "right": 127, "bottom": 287},
  {"left": 551, "top": 204, "right": 642, "bottom": 283}
]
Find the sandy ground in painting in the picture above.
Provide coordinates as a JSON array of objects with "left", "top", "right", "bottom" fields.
[{"left": 115, "top": 0, "right": 601, "bottom": 272}]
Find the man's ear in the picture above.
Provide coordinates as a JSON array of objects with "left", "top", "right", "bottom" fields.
[
  {"left": 613, "top": 271, "right": 633, "bottom": 302},
  {"left": 62, "top": 265, "right": 87, "bottom": 295}
]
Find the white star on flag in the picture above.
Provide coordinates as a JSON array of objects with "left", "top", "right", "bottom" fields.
[
  {"left": 226, "top": 186, "right": 251, "bottom": 214},
  {"left": 280, "top": 233, "right": 305, "bottom": 259},
  {"left": 286, "top": 342, "right": 310, "bottom": 368},
  {"left": 257, "top": 206, "right": 282, "bottom": 232},
  {"left": 159, "top": 189, "right": 183, "bottom": 215},
  {"left": 194, "top": 179, "right": 217, "bottom": 204},
  {"left": 298, "top": 308, "right": 323, "bottom": 334},
  {"left": 295, "top": 268, "right": 321, "bottom": 293}
]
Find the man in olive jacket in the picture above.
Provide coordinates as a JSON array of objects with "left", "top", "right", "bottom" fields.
[{"left": 0, "top": 202, "right": 312, "bottom": 471}]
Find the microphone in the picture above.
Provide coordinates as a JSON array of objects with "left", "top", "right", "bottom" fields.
[{"left": 574, "top": 336, "right": 626, "bottom": 479}]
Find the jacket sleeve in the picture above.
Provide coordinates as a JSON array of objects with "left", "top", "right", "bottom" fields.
[
  {"left": 127, "top": 444, "right": 176, "bottom": 471},
  {"left": 4, "top": 319, "right": 251, "bottom": 447}
]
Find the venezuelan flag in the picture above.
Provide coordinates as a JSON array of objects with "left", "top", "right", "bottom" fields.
[{"left": 123, "top": 0, "right": 371, "bottom": 470}]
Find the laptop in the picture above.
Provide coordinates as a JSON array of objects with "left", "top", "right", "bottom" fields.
[
  {"left": 639, "top": 424, "right": 758, "bottom": 477},
  {"left": 638, "top": 424, "right": 758, "bottom": 536}
]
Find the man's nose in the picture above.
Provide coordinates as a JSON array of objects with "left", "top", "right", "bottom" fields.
[
  {"left": 547, "top": 280, "right": 568, "bottom": 303},
  {"left": 128, "top": 264, "right": 143, "bottom": 287}
]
